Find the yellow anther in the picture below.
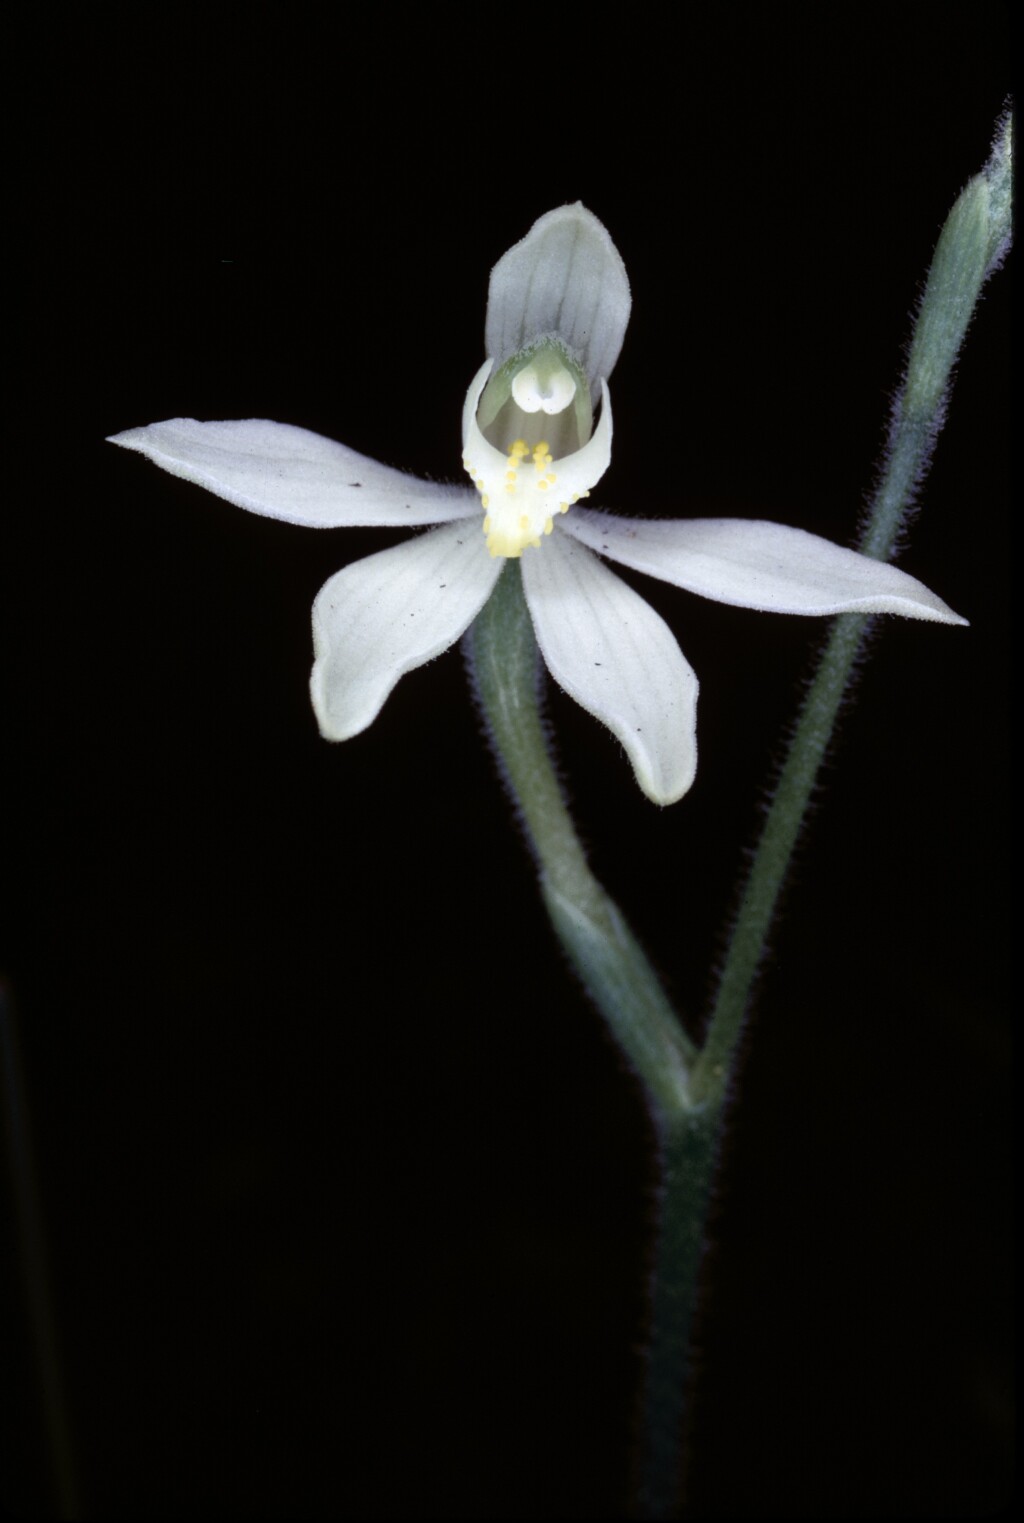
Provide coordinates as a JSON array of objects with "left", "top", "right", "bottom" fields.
[
  {"left": 538, "top": 479, "right": 549, "bottom": 491},
  {"left": 544, "top": 517, "right": 554, "bottom": 535},
  {"left": 519, "top": 515, "right": 530, "bottom": 531},
  {"left": 481, "top": 495, "right": 490, "bottom": 508},
  {"left": 483, "top": 515, "right": 491, "bottom": 532},
  {"left": 506, "top": 471, "right": 517, "bottom": 482}
]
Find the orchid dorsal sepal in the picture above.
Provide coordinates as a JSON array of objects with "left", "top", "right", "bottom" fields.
[{"left": 485, "top": 203, "right": 632, "bottom": 403}]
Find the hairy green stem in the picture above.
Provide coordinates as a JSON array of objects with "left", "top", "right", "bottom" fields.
[
  {"left": 694, "top": 110, "right": 1011, "bottom": 1111},
  {"left": 632, "top": 1113, "right": 719, "bottom": 1518},
  {"left": 466, "top": 113, "right": 1010, "bottom": 1520}
]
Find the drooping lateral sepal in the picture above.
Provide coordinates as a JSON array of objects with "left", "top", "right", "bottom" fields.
[
  {"left": 311, "top": 521, "right": 502, "bottom": 739},
  {"left": 521, "top": 531, "right": 698, "bottom": 806}
]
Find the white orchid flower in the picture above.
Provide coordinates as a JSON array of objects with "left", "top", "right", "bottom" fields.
[{"left": 108, "top": 205, "right": 965, "bottom": 805}]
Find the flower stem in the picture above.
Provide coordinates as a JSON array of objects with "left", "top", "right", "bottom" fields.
[
  {"left": 693, "top": 108, "right": 1012, "bottom": 1110},
  {"left": 632, "top": 1111, "right": 719, "bottom": 1519},
  {"left": 465, "top": 112, "right": 1010, "bottom": 1520},
  {"left": 690, "top": 608, "right": 866, "bottom": 1106},
  {"left": 466, "top": 567, "right": 720, "bottom": 1516}
]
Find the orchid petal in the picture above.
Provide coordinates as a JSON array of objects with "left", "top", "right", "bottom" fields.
[
  {"left": 107, "top": 419, "right": 477, "bottom": 528},
  {"left": 522, "top": 531, "right": 698, "bottom": 806},
  {"left": 311, "top": 521, "right": 501, "bottom": 740},
  {"left": 563, "top": 511, "right": 967, "bottom": 624},
  {"left": 485, "top": 205, "right": 631, "bottom": 401}
]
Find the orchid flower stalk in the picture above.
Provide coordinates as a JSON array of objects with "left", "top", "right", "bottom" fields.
[{"left": 108, "top": 109, "right": 1010, "bottom": 1518}]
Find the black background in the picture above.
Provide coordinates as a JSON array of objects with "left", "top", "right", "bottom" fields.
[{"left": 4, "top": 6, "right": 1012, "bottom": 1518}]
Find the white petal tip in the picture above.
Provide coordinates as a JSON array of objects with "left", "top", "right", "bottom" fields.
[{"left": 641, "top": 765, "right": 697, "bottom": 808}]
